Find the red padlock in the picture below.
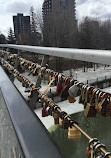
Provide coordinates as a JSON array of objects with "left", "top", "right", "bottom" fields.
[
  {"left": 56, "top": 82, "right": 62, "bottom": 93},
  {"left": 42, "top": 108, "right": 48, "bottom": 117}
]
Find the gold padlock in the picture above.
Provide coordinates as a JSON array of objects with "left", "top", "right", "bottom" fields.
[
  {"left": 53, "top": 112, "right": 59, "bottom": 124},
  {"left": 59, "top": 111, "right": 67, "bottom": 128},
  {"left": 59, "top": 117, "right": 63, "bottom": 127},
  {"left": 84, "top": 89, "right": 98, "bottom": 117},
  {"left": 96, "top": 93, "right": 107, "bottom": 114},
  {"left": 68, "top": 126, "right": 81, "bottom": 140}
]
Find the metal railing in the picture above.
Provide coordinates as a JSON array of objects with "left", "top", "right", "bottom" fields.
[{"left": 0, "top": 44, "right": 111, "bottom": 65}]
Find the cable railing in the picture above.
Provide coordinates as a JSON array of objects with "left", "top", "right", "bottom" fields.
[
  {"left": 2, "top": 51, "right": 111, "bottom": 118},
  {"left": 0, "top": 50, "right": 111, "bottom": 157}
]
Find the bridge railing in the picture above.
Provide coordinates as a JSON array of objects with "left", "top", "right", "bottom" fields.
[{"left": 0, "top": 44, "right": 111, "bottom": 65}]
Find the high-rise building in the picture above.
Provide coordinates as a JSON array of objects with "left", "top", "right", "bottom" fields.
[
  {"left": 42, "top": 0, "right": 77, "bottom": 47},
  {"left": 13, "top": 13, "right": 30, "bottom": 38}
]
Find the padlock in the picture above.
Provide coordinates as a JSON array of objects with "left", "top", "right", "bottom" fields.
[
  {"left": 56, "top": 74, "right": 62, "bottom": 93},
  {"left": 53, "top": 105, "right": 60, "bottom": 124},
  {"left": 59, "top": 117, "right": 64, "bottom": 127},
  {"left": 59, "top": 111, "right": 67, "bottom": 128},
  {"left": 46, "top": 69, "right": 51, "bottom": 81},
  {"left": 24, "top": 62, "right": 29, "bottom": 69},
  {"left": 48, "top": 73, "right": 52, "bottom": 82},
  {"left": 78, "top": 95, "right": 83, "bottom": 104},
  {"left": 28, "top": 89, "right": 35, "bottom": 98},
  {"left": 97, "top": 94, "right": 111, "bottom": 117},
  {"left": 84, "top": 86, "right": 90, "bottom": 108},
  {"left": 68, "top": 121, "right": 81, "bottom": 140},
  {"left": 62, "top": 114, "right": 71, "bottom": 129},
  {"left": 84, "top": 86, "right": 94, "bottom": 109},
  {"left": 42, "top": 108, "right": 48, "bottom": 117},
  {"left": 68, "top": 84, "right": 79, "bottom": 98},
  {"left": 84, "top": 102, "right": 96, "bottom": 117},
  {"left": 82, "top": 85, "right": 86, "bottom": 102},
  {"left": 48, "top": 102, "right": 54, "bottom": 115},
  {"left": 67, "top": 95, "right": 76, "bottom": 103},
  {"left": 86, "top": 147, "right": 92, "bottom": 158},
  {"left": 53, "top": 112, "right": 59, "bottom": 124},
  {"left": 32, "top": 67, "right": 38, "bottom": 76},
  {"left": 78, "top": 85, "right": 85, "bottom": 104},
  {"left": 45, "top": 106, "right": 52, "bottom": 116},
  {"left": 95, "top": 90, "right": 101, "bottom": 109},
  {"left": 19, "top": 75, "right": 24, "bottom": 82},
  {"left": 84, "top": 89, "right": 98, "bottom": 117},
  {"left": 22, "top": 78, "right": 26, "bottom": 87},
  {"left": 42, "top": 101, "right": 48, "bottom": 109},
  {"left": 96, "top": 93, "right": 107, "bottom": 115},
  {"left": 84, "top": 86, "right": 91, "bottom": 103},
  {"left": 25, "top": 79, "right": 29, "bottom": 88},
  {"left": 76, "top": 83, "right": 83, "bottom": 96},
  {"left": 106, "top": 97, "right": 111, "bottom": 117},
  {"left": 56, "top": 82, "right": 62, "bottom": 93},
  {"left": 61, "top": 84, "right": 69, "bottom": 100},
  {"left": 41, "top": 67, "right": 46, "bottom": 80},
  {"left": 36, "top": 65, "right": 41, "bottom": 74},
  {"left": 70, "top": 79, "right": 74, "bottom": 87}
]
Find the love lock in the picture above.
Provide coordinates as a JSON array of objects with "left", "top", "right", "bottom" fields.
[
  {"left": 68, "top": 84, "right": 79, "bottom": 98},
  {"left": 84, "top": 89, "right": 98, "bottom": 117},
  {"left": 68, "top": 120, "right": 81, "bottom": 140},
  {"left": 96, "top": 93, "right": 108, "bottom": 116},
  {"left": 59, "top": 111, "right": 67, "bottom": 128}
]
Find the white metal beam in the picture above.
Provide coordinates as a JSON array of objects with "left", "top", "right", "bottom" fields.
[{"left": 0, "top": 44, "right": 111, "bottom": 65}]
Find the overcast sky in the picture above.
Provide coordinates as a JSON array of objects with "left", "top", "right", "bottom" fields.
[{"left": 0, "top": 0, "right": 111, "bottom": 36}]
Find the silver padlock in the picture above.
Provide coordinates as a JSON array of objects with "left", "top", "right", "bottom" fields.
[{"left": 68, "top": 83, "right": 79, "bottom": 97}]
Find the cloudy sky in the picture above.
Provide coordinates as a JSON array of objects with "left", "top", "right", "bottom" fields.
[{"left": 0, "top": 0, "right": 111, "bottom": 36}]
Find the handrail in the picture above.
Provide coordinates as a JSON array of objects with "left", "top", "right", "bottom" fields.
[{"left": 0, "top": 44, "right": 111, "bottom": 65}]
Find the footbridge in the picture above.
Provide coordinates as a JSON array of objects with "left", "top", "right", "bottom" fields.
[{"left": 0, "top": 44, "right": 111, "bottom": 158}]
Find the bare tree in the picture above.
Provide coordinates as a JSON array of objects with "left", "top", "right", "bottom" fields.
[{"left": 30, "top": 6, "right": 42, "bottom": 46}]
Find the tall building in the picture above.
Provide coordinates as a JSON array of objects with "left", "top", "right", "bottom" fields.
[
  {"left": 13, "top": 13, "right": 30, "bottom": 38},
  {"left": 42, "top": 0, "right": 77, "bottom": 47}
]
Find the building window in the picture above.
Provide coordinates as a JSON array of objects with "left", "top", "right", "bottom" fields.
[{"left": 60, "top": 0, "right": 68, "bottom": 8}]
